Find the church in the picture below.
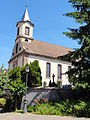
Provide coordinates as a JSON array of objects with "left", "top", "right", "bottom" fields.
[{"left": 8, "top": 4, "right": 72, "bottom": 86}]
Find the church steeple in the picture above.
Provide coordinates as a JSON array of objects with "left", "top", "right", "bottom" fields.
[
  {"left": 16, "top": 2, "right": 34, "bottom": 41},
  {"left": 21, "top": 3, "right": 30, "bottom": 21}
]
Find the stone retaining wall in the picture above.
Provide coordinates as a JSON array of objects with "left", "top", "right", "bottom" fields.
[{"left": 21, "top": 87, "right": 73, "bottom": 108}]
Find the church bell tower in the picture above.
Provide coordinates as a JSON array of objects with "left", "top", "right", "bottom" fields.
[
  {"left": 16, "top": 3, "right": 34, "bottom": 42},
  {"left": 9, "top": 3, "right": 35, "bottom": 69}
]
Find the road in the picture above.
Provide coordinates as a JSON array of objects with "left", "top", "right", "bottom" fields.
[{"left": 0, "top": 113, "right": 90, "bottom": 120}]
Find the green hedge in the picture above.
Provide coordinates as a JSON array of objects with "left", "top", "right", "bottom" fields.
[
  {"left": 27, "top": 104, "right": 62, "bottom": 116},
  {"left": 27, "top": 100, "right": 90, "bottom": 117}
]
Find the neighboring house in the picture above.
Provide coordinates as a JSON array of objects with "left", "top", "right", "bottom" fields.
[{"left": 8, "top": 4, "right": 73, "bottom": 86}]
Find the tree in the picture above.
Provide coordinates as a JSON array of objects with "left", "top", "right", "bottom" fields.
[
  {"left": 8, "top": 61, "right": 42, "bottom": 111},
  {"left": 9, "top": 78, "right": 25, "bottom": 111},
  {"left": 9, "top": 67, "right": 25, "bottom": 111},
  {"left": 0, "top": 65, "right": 10, "bottom": 97},
  {"left": 29, "top": 60, "right": 42, "bottom": 87},
  {"left": 9, "top": 66, "right": 21, "bottom": 81},
  {"left": 21, "top": 60, "right": 42, "bottom": 87},
  {"left": 63, "top": 0, "right": 90, "bottom": 97}
]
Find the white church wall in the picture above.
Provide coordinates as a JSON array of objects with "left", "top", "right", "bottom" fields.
[
  {"left": 28, "top": 55, "right": 71, "bottom": 86},
  {"left": 9, "top": 53, "right": 23, "bottom": 70},
  {"left": 62, "top": 64, "right": 70, "bottom": 85},
  {"left": 17, "top": 23, "right": 23, "bottom": 36},
  {"left": 30, "top": 26, "right": 33, "bottom": 38},
  {"left": 18, "top": 55, "right": 23, "bottom": 68},
  {"left": 9, "top": 61, "right": 13, "bottom": 70}
]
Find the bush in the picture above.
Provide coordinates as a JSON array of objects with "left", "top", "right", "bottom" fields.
[
  {"left": 34, "top": 98, "right": 48, "bottom": 105},
  {"left": 21, "top": 60, "right": 42, "bottom": 87},
  {"left": 8, "top": 60, "right": 42, "bottom": 111},
  {"left": 4, "top": 98, "right": 15, "bottom": 111},
  {"left": 73, "top": 100, "right": 90, "bottom": 117},
  {"left": 49, "top": 80, "right": 57, "bottom": 87},
  {"left": 0, "top": 65, "right": 10, "bottom": 98},
  {"left": 27, "top": 103, "right": 62, "bottom": 116},
  {"left": 27, "top": 100, "right": 90, "bottom": 117},
  {"left": 27, "top": 106, "right": 35, "bottom": 113},
  {"left": 9, "top": 67, "right": 25, "bottom": 111},
  {"left": 57, "top": 81, "right": 61, "bottom": 88},
  {"left": 35, "top": 104, "right": 59, "bottom": 115},
  {"left": 0, "top": 98, "right": 6, "bottom": 108},
  {"left": 43, "top": 81, "right": 47, "bottom": 87}
]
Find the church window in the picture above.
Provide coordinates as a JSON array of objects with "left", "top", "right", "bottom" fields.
[
  {"left": 25, "top": 27, "right": 30, "bottom": 35},
  {"left": 19, "top": 47, "right": 21, "bottom": 51},
  {"left": 12, "top": 52, "right": 14, "bottom": 56},
  {"left": 46, "top": 63, "right": 51, "bottom": 78},
  {"left": 58, "top": 64, "right": 62, "bottom": 80},
  {"left": 17, "top": 27, "right": 19, "bottom": 36},
  {"left": 16, "top": 43, "right": 18, "bottom": 54}
]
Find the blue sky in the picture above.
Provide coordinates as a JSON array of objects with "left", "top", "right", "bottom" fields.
[{"left": 0, "top": 0, "right": 80, "bottom": 68}]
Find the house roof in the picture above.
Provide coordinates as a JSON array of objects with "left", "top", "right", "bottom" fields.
[{"left": 22, "top": 40, "right": 73, "bottom": 58}]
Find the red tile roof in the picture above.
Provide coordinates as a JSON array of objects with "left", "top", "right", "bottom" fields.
[{"left": 22, "top": 40, "right": 73, "bottom": 58}]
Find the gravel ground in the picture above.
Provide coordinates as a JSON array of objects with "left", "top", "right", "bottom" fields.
[{"left": 0, "top": 113, "right": 90, "bottom": 120}]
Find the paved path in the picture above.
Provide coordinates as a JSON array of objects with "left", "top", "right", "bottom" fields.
[{"left": 0, "top": 113, "right": 90, "bottom": 120}]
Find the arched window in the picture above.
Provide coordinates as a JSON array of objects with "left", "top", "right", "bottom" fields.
[
  {"left": 19, "top": 47, "right": 21, "bottom": 51},
  {"left": 16, "top": 43, "right": 18, "bottom": 54},
  {"left": 12, "top": 52, "right": 14, "bottom": 56},
  {"left": 57, "top": 64, "right": 62, "bottom": 80},
  {"left": 25, "top": 27, "right": 30, "bottom": 35},
  {"left": 46, "top": 62, "right": 51, "bottom": 78},
  {"left": 17, "top": 27, "right": 19, "bottom": 36}
]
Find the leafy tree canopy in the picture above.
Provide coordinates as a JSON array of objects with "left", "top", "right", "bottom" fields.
[
  {"left": 62, "top": 0, "right": 90, "bottom": 96},
  {"left": 0, "top": 65, "right": 10, "bottom": 97},
  {"left": 21, "top": 60, "right": 42, "bottom": 87},
  {"left": 6, "top": 60, "right": 42, "bottom": 110},
  {"left": 8, "top": 67, "right": 25, "bottom": 110}
]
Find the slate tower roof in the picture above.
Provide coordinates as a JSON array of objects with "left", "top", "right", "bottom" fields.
[{"left": 21, "top": 3, "right": 30, "bottom": 21}]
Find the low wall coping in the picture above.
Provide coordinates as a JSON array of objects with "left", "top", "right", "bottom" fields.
[{"left": 28, "top": 87, "right": 72, "bottom": 91}]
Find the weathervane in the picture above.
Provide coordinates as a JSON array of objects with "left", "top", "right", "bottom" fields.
[{"left": 26, "top": 0, "right": 27, "bottom": 7}]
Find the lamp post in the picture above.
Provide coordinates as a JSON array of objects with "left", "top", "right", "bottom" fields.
[{"left": 23, "top": 66, "right": 29, "bottom": 113}]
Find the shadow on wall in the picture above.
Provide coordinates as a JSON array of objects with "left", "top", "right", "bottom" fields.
[{"left": 21, "top": 87, "right": 74, "bottom": 108}]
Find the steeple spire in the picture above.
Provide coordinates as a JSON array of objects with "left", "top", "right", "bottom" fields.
[
  {"left": 21, "top": 2, "right": 30, "bottom": 21},
  {"left": 26, "top": 1, "right": 27, "bottom": 8}
]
